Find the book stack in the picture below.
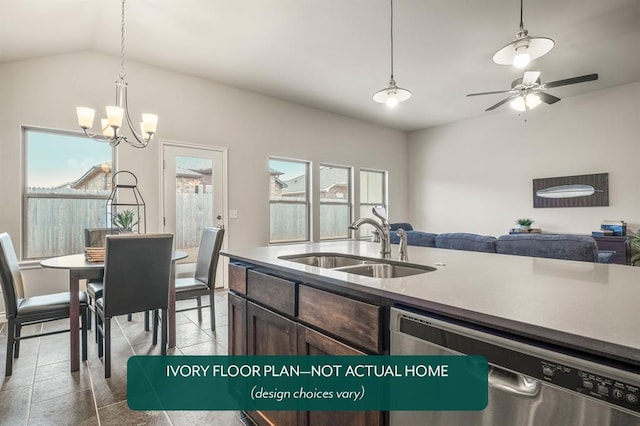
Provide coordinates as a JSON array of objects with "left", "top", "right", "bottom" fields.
[
  {"left": 599, "top": 220, "right": 627, "bottom": 236},
  {"left": 591, "top": 229, "right": 614, "bottom": 237},
  {"left": 85, "top": 247, "right": 105, "bottom": 263}
]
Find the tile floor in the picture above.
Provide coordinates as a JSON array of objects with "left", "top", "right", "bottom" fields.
[{"left": 0, "top": 289, "right": 255, "bottom": 426}]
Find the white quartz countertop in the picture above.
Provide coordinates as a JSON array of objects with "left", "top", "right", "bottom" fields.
[{"left": 223, "top": 241, "right": 640, "bottom": 365}]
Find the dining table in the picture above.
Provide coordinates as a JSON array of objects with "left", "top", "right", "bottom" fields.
[{"left": 40, "top": 250, "right": 188, "bottom": 372}]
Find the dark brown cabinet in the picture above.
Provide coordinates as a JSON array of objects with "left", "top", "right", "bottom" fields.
[
  {"left": 228, "top": 292, "right": 246, "bottom": 355},
  {"left": 247, "top": 302, "right": 298, "bottom": 426},
  {"left": 228, "top": 262, "right": 387, "bottom": 426},
  {"left": 592, "top": 235, "right": 629, "bottom": 265},
  {"left": 297, "top": 325, "right": 383, "bottom": 426}
]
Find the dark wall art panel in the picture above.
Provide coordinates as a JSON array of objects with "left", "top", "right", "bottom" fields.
[{"left": 533, "top": 173, "right": 609, "bottom": 208}]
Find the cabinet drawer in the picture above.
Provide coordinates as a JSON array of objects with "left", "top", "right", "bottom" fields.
[
  {"left": 298, "top": 285, "right": 382, "bottom": 353},
  {"left": 247, "top": 270, "right": 296, "bottom": 316},
  {"left": 229, "top": 263, "right": 247, "bottom": 294}
]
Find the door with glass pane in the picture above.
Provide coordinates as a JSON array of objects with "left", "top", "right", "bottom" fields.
[{"left": 162, "top": 143, "right": 226, "bottom": 287}]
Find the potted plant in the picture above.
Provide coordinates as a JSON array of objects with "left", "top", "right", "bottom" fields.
[
  {"left": 515, "top": 218, "right": 534, "bottom": 230},
  {"left": 112, "top": 209, "right": 138, "bottom": 232}
]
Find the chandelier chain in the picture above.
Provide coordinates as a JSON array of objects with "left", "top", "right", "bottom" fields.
[{"left": 120, "top": 0, "right": 126, "bottom": 80}]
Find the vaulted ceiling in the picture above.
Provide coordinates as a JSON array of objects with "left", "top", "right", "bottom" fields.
[{"left": 2, "top": 0, "right": 639, "bottom": 131}]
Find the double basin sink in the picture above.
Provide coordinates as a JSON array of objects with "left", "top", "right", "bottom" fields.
[{"left": 278, "top": 252, "right": 435, "bottom": 278}]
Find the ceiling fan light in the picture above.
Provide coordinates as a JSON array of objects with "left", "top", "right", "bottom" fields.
[
  {"left": 510, "top": 96, "right": 526, "bottom": 112},
  {"left": 525, "top": 93, "right": 541, "bottom": 109}
]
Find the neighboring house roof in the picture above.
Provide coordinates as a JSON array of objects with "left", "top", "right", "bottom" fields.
[
  {"left": 282, "top": 166, "right": 348, "bottom": 193},
  {"left": 269, "top": 168, "right": 287, "bottom": 189},
  {"left": 69, "top": 161, "right": 112, "bottom": 189},
  {"left": 176, "top": 166, "right": 203, "bottom": 179}
]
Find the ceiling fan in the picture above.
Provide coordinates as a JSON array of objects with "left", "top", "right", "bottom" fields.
[{"left": 466, "top": 71, "right": 598, "bottom": 112}]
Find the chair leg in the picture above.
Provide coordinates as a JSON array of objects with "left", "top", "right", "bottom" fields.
[
  {"left": 196, "top": 296, "right": 203, "bottom": 323},
  {"left": 97, "top": 315, "right": 104, "bottom": 358},
  {"left": 5, "top": 319, "right": 15, "bottom": 376},
  {"left": 209, "top": 289, "right": 216, "bottom": 331},
  {"left": 94, "top": 308, "right": 100, "bottom": 343},
  {"left": 13, "top": 324, "right": 21, "bottom": 358},
  {"left": 161, "top": 309, "right": 167, "bottom": 355},
  {"left": 86, "top": 296, "right": 93, "bottom": 331},
  {"left": 152, "top": 310, "right": 159, "bottom": 346},
  {"left": 81, "top": 306, "right": 88, "bottom": 362},
  {"left": 105, "top": 318, "right": 111, "bottom": 379},
  {"left": 127, "top": 313, "right": 132, "bottom": 322},
  {"left": 144, "top": 311, "right": 150, "bottom": 332}
]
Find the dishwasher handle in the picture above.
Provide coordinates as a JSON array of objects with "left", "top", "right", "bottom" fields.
[{"left": 489, "top": 366, "right": 541, "bottom": 397}]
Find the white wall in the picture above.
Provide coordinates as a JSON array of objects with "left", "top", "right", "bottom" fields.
[
  {"left": 407, "top": 81, "right": 640, "bottom": 236},
  {"left": 0, "top": 52, "right": 408, "bottom": 316}
]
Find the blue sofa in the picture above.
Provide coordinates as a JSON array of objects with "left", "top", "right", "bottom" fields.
[{"left": 388, "top": 223, "right": 609, "bottom": 263}]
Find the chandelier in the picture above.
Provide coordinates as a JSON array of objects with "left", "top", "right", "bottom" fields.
[{"left": 76, "top": 0, "right": 158, "bottom": 148}]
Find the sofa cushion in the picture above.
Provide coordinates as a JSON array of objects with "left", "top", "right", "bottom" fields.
[
  {"left": 496, "top": 234, "right": 599, "bottom": 262},
  {"left": 435, "top": 233, "right": 497, "bottom": 253},
  {"left": 390, "top": 230, "right": 437, "bottom": 247},
  {"left": 390, "top": 223, "right": 414, "bottom": 231}
]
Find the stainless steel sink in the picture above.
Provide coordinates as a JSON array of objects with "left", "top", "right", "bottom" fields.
[
  {"left": 278, "top": 252, "right": 435, "bottom": 278},
  {"left": 334, "top": 263, "right": 436, "bottom": 278},
  {"left": 278, "top": 253, "right": 380, "bottom": 268}
]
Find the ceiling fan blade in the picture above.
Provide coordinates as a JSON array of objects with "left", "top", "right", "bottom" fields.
[
  {"left": 485, "top": 94, "right": 519, "bottom": 111},
  {"left": 522, "top": 71, "right": 541, "bottom": 86},
  {"left": 537, "top": 91, "right": 561, "bottom": 104},
  {"left": 543, "top": 73, "right": 599, "bottom": 89},
  {"left": 466, "top": 89, "right": 513, "bottom": 97}
]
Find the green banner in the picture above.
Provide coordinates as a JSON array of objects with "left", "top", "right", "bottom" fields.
[{"left": 127, "top": 355, "right": 487, "bottom": 411}]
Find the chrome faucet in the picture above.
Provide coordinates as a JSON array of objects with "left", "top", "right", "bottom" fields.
[
  {"left": 348, "top": 208, "right": 391, "bottom": 258},
  {"left": 396, "top": 228, "right": 408, "bottom": 261}
]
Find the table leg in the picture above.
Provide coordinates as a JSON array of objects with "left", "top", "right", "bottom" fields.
[
  {"left": 69, "top": 270, "right": 80, "bottom": 372},
  {"left": 168, "top": 261, "right": 176, "bottom": 348}
]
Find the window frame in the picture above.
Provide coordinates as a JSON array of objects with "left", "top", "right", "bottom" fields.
[
  {"left": 21, "top": 126, "right": 115, "bottom": 260},
  {"left": 268, "top": 156, "right": 311, "bottom": 244},
  {"left": 358, "top": 168, "right": 388, "bottom": 239},
  {"left": 319, "top": 163, "right": 353, "bottom": 241}
]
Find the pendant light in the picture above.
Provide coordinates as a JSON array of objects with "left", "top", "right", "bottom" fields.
[
  {"left": 493, "top": 0, "right": 554, "bottom": 69},
  {"left": 76, "top": 0, "right": 158, "bottom": 148},
  {"left": 373, "top": 0, "right": 411, "bottom": 108}
]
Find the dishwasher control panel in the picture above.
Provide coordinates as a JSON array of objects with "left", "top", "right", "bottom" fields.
[{"left": 540, "top": 360, "right": 639, "bottom": 413}]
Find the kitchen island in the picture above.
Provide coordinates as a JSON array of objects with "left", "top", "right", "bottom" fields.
[{"left": 223, "top": 240, "right": 640, "bottom": 426}]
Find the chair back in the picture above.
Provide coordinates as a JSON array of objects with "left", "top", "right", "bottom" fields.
[
  {"left": 194, "top": 227, "right": 225, "bottom": 288},
  {"left": 102, "top": 233, "right": 173, "bottom": 318},
  {"left": 0, "top": 233, "right": 25, "bottom": 319}
]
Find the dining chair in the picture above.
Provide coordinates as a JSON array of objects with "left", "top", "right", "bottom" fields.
[
  {"left": 0, "top": 232, "right": 88, "bottom": 376},
  {"left": 175, "top": 227, "right": 225, "bottom": 330},
  {"left": 95, "top": 233, "right": 173, "bottom": 378},
  {"left": 83, "top": 229, "right": 149, "bottom": 339}
]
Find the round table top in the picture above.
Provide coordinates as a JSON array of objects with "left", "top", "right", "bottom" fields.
[{"left": 40, "top": 251, "right": 188, "bottom": 270}]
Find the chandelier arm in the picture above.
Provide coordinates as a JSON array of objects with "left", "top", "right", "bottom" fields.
[
  {"left": 81, "top": 128, "right": 121, "bottom": 147},
  {"left": 121, "top": 88, "right": 151, "bottom": 148}
]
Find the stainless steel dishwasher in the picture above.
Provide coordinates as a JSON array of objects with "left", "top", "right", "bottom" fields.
[{"left": 390, "top": 307, "right": 640, "bottom": 426}]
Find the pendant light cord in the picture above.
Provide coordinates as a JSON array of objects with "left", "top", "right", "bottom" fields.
[
  {"left": 120, "top": 0, "right": 126, "bottom": 80},
  {"left": 519, "top": 0, "right": 524, "bottom": 31},
  {"left": 390, "top": 0, "right": 394, "bottom": 80}
]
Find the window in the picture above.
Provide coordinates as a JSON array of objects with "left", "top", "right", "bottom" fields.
[
  {"left": 269, "top": 158, "right": 310, "bottom": 243},
  {"left": 23, "top": 128, "right": 113, "bottom": 259},
  {"left": 319, "top": 164, "right": 352, "bottom": 240},
  {"left": 359, "top": 169, "right": 387, "bottom": 238}
]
